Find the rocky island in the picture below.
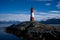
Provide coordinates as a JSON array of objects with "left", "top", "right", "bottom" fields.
[
  {"left": 5, "top": 21, "right": 60, "bottom": 40},
  {"left": 5, "top": 8, "right": 60, "bottom": 40}
]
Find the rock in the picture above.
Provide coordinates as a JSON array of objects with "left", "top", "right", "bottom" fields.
[{"left": 5, "top": 21, "right": 60, "bottom": 40}]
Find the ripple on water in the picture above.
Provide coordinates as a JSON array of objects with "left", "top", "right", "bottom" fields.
[{"left": 0, "top": 28, "right": 22, "bottom": 40}]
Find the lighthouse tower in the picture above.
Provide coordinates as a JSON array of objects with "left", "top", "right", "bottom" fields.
[{"left": 30, "top": 8, "right": 34, "bottom": 22}]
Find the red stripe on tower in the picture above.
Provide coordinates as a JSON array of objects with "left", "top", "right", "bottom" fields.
[{"left": 30, "top": 8, "right": 34, "bottom": 22}]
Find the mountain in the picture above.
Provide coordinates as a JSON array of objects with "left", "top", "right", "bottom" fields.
[
  {"left": 0, "top": 21, "right": 21, "bottom": 24},
  {"left": 40, "top": 18, "right": 60, "bottom": 24}
]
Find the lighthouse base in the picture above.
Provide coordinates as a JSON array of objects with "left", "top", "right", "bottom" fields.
[{"left": 30, "top": 17, "right": 34, "bottom": 22}]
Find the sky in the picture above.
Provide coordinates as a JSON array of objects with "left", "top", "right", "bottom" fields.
[{"left": 0, "top": 0, "right": 60, "bottom": 21}]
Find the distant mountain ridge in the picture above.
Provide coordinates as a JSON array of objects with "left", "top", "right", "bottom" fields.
[
  {"left": 40, "top": 18, "right": 60, "bottom": 24},
  {"left": 0, "top": 21, "right": 20, "bottom": 24}
]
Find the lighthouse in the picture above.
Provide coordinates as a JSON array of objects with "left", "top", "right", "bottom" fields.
[{"left": 30, "top": 8, "right": 34, "bottom": 22}]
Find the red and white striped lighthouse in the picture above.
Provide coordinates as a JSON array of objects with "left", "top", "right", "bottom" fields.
[{"left": 30, "top": 8, "right": 34, "bottom": 22}]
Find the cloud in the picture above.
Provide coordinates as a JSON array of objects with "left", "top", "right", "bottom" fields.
[
  {"left": 34, "top": 10, "right": 60, "bottom": 21},
  {"left": 9, "top": 11, "right": 30, "bottom": 14},
  {"left": 27, "top": 0, "right": 53, "bottom": 2},
  {"left": 0, "top": 10, "right": 60, "bottom": 22},
  {"left": 45, "top": 3, "right": 51, "bottom": 6},
  {"left": 49, "top": 11, "right": 60, "bottom": 13},
  {"left": 34, "top": 10, "right": 47, "bottom": 15},
  {"left": 0, "top": 14, "right": 30, "bottom": 22},
  {"left": 35, "top": 0, "right": 53, "bottom": 1},
  {"left": 56, "top": 2, "right": 60, "bottom": 9}
]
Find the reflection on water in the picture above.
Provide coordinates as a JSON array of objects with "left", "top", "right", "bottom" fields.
[
  {"left": 0, "top": 23, "right": 23, "bottom": 40},
  {"left": 0, "top": 23, "right": 12, "bottom": 27},
  {"left": 0, "top": 27, "right": 21, "bottom": 40}
]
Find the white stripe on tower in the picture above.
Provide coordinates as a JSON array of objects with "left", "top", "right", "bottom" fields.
[
  {"left": 32, "top": 11, "right": 34, "bottom": 17},
  {"left": 30, "top": 8, "right": 34, "bottom": 22}
]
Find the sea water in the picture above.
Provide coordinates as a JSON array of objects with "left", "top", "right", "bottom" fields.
[
  {"left": 0, "top": 23, "right": 60, "bottom": 40},
  {"left": 0, "top": 23, "right": 21, "bottom": 40}
]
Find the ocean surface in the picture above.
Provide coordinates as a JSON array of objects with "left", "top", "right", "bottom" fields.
[
  {"left": 0, "top": 23, "right": 21, "bottom": 40},
  {"left": 0, "top": 23, "right": 60, "bottom": 40}
]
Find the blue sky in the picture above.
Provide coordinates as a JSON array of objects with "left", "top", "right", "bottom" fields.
[{"left": 0, "top": 0, "right": 60, "bottom": 21}]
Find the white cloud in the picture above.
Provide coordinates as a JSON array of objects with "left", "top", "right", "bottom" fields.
[
  {"left": 9, "top": 11, "right": 30, "bottom": 14},
  {"left": 27, "top": 0, "right": 53, "bottom": 1},
  {"left": 56, "top": 2, "right": 60, "bottom": 9},
  {"left": 0, "top": 10, "right": 60, "bottom": 22},
  {"left": 49, "top": 11, "right": 60, "bottom": 13},
  {"left": 34, "top": 10, "right": 60, "bottom": 21},
  {"left": 34, "top": 10, "right": 47, "bottom": 15},
  {"left": 45, "top": 3, "right": 51, "bottom": 6},
  {"left": 0, "top": 14, "right": 30, "bottom": 22},
  {"left": 35, "top": 0, "right": 53, "bottom": 1},
  {"left": 35, "top": 13, "right": 60, "bottom": 21}
]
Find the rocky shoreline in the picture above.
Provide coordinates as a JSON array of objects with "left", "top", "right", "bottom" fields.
[{"left": 5, "top": 21, "right": 60, "bottom": 40}]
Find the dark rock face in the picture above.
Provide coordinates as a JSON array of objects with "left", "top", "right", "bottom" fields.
[
  {"left": 5, "top": 21, "right": 60, "bottom": 40},
  {"left": 40, "top": 18, "right": 60, "bottom": 24}
]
